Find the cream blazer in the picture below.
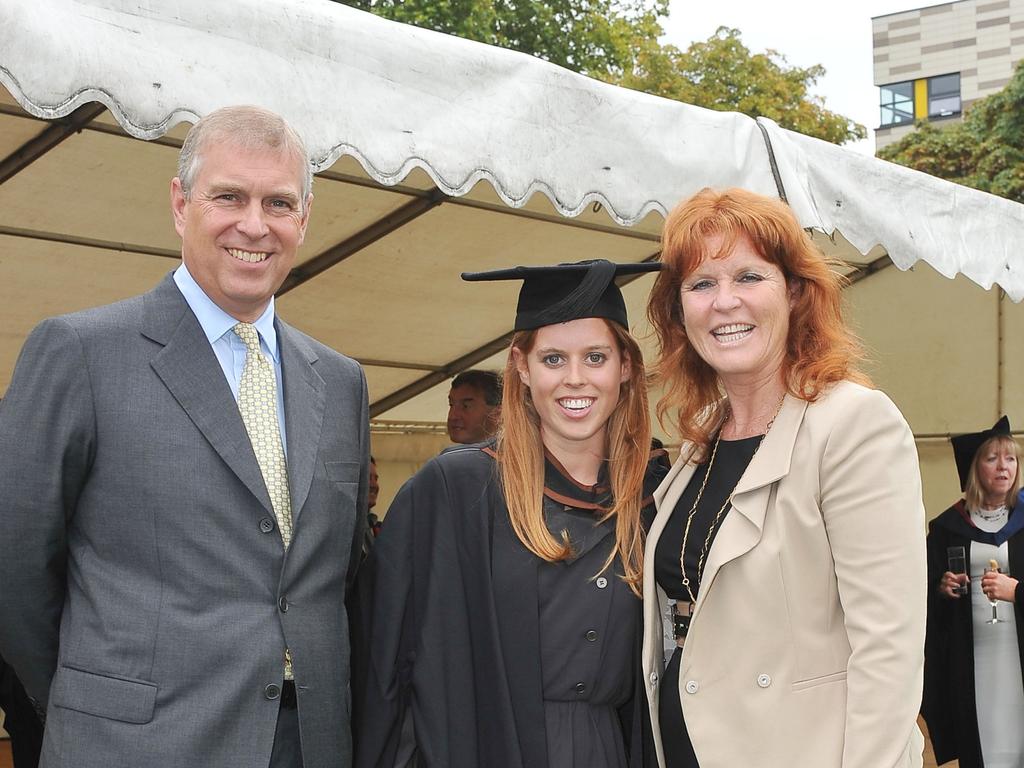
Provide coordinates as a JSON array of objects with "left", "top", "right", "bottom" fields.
[{"left": 642, "top": 381, "right": 926, "bottom": 768}]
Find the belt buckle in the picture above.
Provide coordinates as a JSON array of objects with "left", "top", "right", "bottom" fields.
[{"left": 673, "top": 602, "right": 693, "bottom": 648}]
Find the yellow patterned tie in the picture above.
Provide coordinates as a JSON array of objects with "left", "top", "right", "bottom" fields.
[{"left": 234, "top": 322, "right": 293, "bottom": 679}]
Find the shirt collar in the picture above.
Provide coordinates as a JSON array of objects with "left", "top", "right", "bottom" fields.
[{"left": 173, "top": 264, "right": 279, "bottom": 362}]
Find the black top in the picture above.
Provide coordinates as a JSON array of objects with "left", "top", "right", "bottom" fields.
[
  {"left": 352, "top": 444, "right": 665, "bottom": 768},
  {"left": 654, "top": 436, "right": 761, "bottom": 601},
  {"left": 538, "top": 453, "right": 647, "bottom": 768}
]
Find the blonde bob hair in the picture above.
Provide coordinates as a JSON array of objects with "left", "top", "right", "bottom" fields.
[
  {"left": 647, "top": 187, "right": 869, "bottom": 451},
  {"left": 965, "top": 434, "right": 1021, "bottom": 512},
  {"left": 497, "top": 319, "right": 651, "bottom": 595}
]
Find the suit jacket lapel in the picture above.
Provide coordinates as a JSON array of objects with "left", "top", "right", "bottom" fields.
[
  {"left": 278, "top": 321, "right": 325, "bottom": 521},
  {"left": 143, "top": 275, "right": 274, "bottom": 516},
  {"left": 696, "top": 394, "right": 808, "bottom": 611}
]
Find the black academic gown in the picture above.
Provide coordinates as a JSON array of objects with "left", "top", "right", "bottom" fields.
[
  {"left": 352, "top": 444, "right": 662, "bottom": 768},
  {"left": 921, "top": 501, "right": 1024, "bottom": 768}
]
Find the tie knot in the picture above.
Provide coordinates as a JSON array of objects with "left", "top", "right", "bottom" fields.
[{"left": 233, "top": 322, "right": 261, "bottom": 353}]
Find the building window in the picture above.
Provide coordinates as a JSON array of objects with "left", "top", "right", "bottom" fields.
[
  {"left": 880, "top": 81, "right": 914, "bottom": 126},
  {"left": 928, "top": 73, "right": 961, "bottom": 117}
]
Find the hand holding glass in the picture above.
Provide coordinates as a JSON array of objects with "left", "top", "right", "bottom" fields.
[
  {"left": 946, "top": 546, "right": 968, "bottom": 597},
  {"left": 985, "top": 559, "right": 1005, "bottom": 624}
]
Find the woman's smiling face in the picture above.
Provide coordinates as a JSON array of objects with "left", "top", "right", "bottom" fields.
[
  {"left": 679, "top": 231, "right": 792, "bottom": 390},
  {"left": 513, "top": 317, "right": 630, "bottom": 460}
]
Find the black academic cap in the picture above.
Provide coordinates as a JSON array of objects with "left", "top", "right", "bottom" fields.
[
  {"left": 951, "top": 415, "right": 1012, "bottom": 491},
  {"left": 461, "top": 259, "right": 662, "bottom": 331}
]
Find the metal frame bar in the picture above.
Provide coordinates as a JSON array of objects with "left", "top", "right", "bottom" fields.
[
  {"left": 0, "top": 103, "right": 107, "bottom": 185},
  {"left": 277, "top": 191, "right": 445, "bottom": 295}
]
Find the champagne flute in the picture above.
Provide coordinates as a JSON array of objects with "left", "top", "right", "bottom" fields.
[
  {"left": 946, "top": 546, "right": 968, "bottom": 596},
  {"left": 985, "top": 559, "right": 1006, "bottom": 624}
]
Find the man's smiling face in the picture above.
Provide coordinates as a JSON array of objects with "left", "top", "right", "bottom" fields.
[{"left": 171, "top": 138, "right": 311, "bottom": 322}]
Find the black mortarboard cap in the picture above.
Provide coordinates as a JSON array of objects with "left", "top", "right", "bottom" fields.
[
  {"left": 461, "top": 259, "right": 662, "bottom": 331},
  {"left": 951, "top": 415, "right": 1012, "bottom": 491}
]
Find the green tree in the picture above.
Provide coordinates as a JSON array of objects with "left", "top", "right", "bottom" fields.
[
  {"left": 617, "top": 27, "right": 865, "bottom": 145},
  {"left": 879, "top": 62, "right": 1024, "bottom": 203},
  {"left": 338, "top": 2, "right": 865, "bottom": 145},
  {"left": 341, "top": 0, "right": 666, "bottom": 77}
]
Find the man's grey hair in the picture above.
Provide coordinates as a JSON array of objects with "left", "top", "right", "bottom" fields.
[{"left": 177, "top": 105, "right": 313, "bottom": 211}]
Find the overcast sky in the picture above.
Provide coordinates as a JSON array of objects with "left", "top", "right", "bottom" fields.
[{"left": 662, "top": 0, "right": 921, "bottom": 154}]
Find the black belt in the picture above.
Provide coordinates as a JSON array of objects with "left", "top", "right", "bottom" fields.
[{"left": 281, "top": 680, "right": 297, "bottom": 709}]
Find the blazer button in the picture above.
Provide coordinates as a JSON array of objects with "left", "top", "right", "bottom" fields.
[
  {"left": 596, "top": 577, "right": 608, "bottom": 589},
  {"left": 259, "top": 517, "right": 275, "bottom": 534},
  {"left": 757, "top": 674, "right": 772, "bottom": 688},
  {"left": 585, "top": 630, "right": 598, "bottom": 642},
  {"left": 685, "top": 680, "right": 699, "bottom": 694},
  {"left": 278, "top": 596, "right": 289, "bottom": 613},
  {"left": 265, "top": 684, "right": 281, "bottom": 700}
]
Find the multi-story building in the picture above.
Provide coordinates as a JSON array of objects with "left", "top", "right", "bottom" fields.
[{"left": 872, "top": 0, "right": 1024, "bottom": 148}]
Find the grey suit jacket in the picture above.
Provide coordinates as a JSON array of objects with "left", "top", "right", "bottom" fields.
[{"left": 0, "top": 274, "right": 368, "bottom": 768}]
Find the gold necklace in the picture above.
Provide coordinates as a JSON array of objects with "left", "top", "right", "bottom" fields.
[{"left": 679, "top": 395, "right": 786, "bottom": 604}]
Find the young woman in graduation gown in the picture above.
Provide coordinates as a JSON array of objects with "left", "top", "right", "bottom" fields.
[
  {"left": 640, "top": 188, "right": 926, "bottom": 768},
  {"left": 353, "top": 259, "right": 666, "bottom": 768},
  {"left": 922, "top": 417, "right": 1024, "bottom": 768}
]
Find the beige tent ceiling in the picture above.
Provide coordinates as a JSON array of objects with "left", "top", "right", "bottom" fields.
[{"left": 0, "top": 86, "right": 891, "bottom": 426}]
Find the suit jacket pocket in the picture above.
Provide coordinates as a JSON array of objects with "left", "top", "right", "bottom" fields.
[
  {"left": 51, "top": 665, "right": 157, "bottom": 724},
  {"left": 791, "top": 669, "right": 847, "bottom": 692},
  {"left": 325, "top": 460, "right": 360, "bottom": 484}
]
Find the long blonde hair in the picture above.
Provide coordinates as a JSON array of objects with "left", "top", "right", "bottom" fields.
[
  {"left": 496, "top": 320, "right": 651, "bottom": 595},
  {"left": 965, "top": 435, "right": 1021, "bottom": 511}
]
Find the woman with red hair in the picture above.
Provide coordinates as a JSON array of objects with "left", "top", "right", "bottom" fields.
[{"left": 641, "top": 187, "right": 926, "bottom": 767}]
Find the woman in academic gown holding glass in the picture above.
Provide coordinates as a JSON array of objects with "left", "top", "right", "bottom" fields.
[
  {"left": 353, "top": 259, "right": 666, "bottom": 768},
  {"left": 922, "top": 416, "right": 1024, "bottom": 768}
]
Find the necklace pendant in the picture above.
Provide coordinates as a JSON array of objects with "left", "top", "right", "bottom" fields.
[{"left": 681, "top": 576, "right": 689, "bottom": 586}]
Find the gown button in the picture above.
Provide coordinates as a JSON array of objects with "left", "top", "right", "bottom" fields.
[{"left": 596, "top": 577, "right": 608, "bottom": 589}]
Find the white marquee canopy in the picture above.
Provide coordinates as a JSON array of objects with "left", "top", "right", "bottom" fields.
[{"left": 2, "top": 0, "right": 1023, "bottom": 511}]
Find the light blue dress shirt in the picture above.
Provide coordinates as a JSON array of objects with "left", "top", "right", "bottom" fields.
[{"left": 173, "top": 264, "right": 287, "bottom": 454}]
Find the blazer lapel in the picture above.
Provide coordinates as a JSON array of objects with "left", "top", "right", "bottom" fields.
[
  {"left": 695, "top": 394, "right": 808, "bottom": 610},
  {"left": 278, "top": 321, "right": 325, "bottom": 521},
  {"left": 143, "top": 275, "right": 274, "bottom": 516}
]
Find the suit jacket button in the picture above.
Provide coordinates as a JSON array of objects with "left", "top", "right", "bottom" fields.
[
  {"left": 259, "top": 517, "right": 275, "bottom": 533},
  {"left": 265, "top": 684, "right": 281, "bottom": 700},
  {"left": 278, "top": 596, "right": 289, "bottom": 613},
  {"left": 685, "top": 680, "right": 699, "bottom": 694},
  {"left": 757, "top": 674, "right": 772, "bottom": 688},
  {"left": 596, "top": 577, "right": 608, "bottom": 589}
]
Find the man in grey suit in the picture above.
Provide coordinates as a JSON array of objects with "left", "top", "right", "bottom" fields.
[{"left": 0, "top": 105, "right": 368, "bottom": 768}]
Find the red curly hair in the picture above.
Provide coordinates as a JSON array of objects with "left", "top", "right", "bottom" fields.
[{"left": 647, "top": 187, "right": 870, "bottom": 451}]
